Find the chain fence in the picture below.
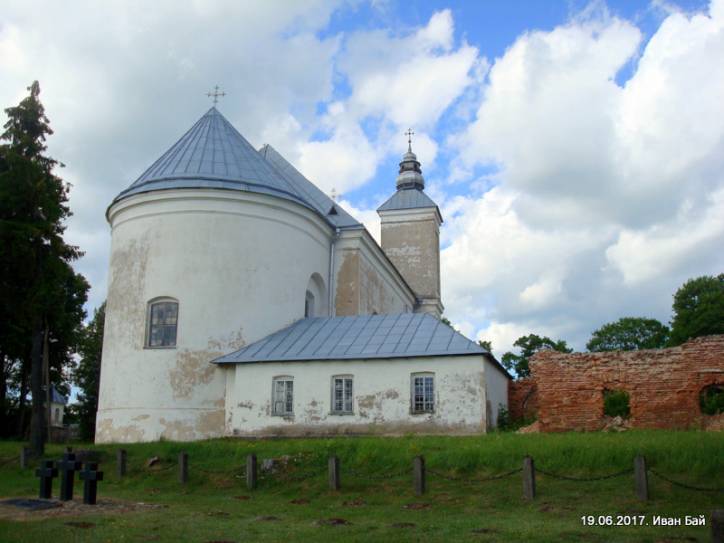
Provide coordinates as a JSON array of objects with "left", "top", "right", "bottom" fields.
[
  {"left": 649, "top": 468, "right": 724, "bottom": 493},
  {"left": 427, "top": 467, "right": 522, "bottom": 484},
  {"left": 535, "top": 467, "right": 633, "bottom": 482}
]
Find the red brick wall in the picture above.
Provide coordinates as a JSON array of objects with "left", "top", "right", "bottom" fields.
[
  {"left": 508, "top": 378, "right": 537, "bottom": 421},
  {"left": 510, "top": 335, "right": 724, "bottom": 432}
]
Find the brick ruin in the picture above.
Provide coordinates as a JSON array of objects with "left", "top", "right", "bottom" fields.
[{"left": 508, "top": 335, "right": 724, "bottom": 432}]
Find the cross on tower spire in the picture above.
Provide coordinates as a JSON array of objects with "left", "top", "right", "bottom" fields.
[
  {"left": 404, "top": 128, "right": 415, "bottom": 152},
  {"left": 206, "top": 85, "right": 226, "bottom": 106}
]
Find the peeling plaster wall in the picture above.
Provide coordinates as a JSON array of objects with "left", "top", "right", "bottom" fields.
[
  {"left": 379, "top": 208, "right": 441, "bottom": 315},
  {"left": 333, "top": 230, "right": 415, "bottom": 317},
  {"left": 484, "top": 357, "right": 509, "bottom": 429},
  {"left": 97, "top": 189, "right": 333, "bottom": 443},
  {"left": 226, "top": 355, "right": 488, "bottom": 436}
]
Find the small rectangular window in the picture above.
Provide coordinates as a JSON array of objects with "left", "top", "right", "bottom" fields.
[
  {"left": 272, "top": 377, "right": 294, "bottom": 416},
  {"left": 332, "top": 376, "right": 353, "bottom": 414},
  {"left": 411, "top": 373, "right": 434, "bottom": 414}
]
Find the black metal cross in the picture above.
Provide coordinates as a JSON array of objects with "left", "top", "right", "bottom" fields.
[
  {"left": 405, "top": 128, "right": 415, "bottom": 151},
  {"left": 35, "top": 460, "right": 58, "bottom": 499},
  {"left": 79, "top": 462, "right": 104, "bottom": 505},
  {"left": 57, "top": 453, "right": 82, "bottom": 501},
  {"left": 206, "top": 85, "right": 226, "bottom": 106}
]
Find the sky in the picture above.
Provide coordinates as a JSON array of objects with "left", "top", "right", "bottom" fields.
[{"left": 1, "top": 0, "right": 723, "bottom": 358}]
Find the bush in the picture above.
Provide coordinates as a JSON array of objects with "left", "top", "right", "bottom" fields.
[
  {"left": 603, "top": 389, "right": 630, "bottom": 418},
  {"left": 700, "top": 385, "right": 724, "bottom": 415}
]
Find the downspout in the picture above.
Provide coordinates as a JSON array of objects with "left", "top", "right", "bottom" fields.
[{"left": 328, "top": 227, "right": 340, "bottom": 316}]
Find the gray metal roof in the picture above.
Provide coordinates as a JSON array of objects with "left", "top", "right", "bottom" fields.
[
  {"left": 111, "top": 109, "right": 337, "bottom": 225},
  {"left": 213, "top": 313, "right": 486, "bottom": 364},
  {"left": 377, "top": 188, "right": 439, "bottom": 213},
  {"left": 50, "top": 385, "right": 67, "bottom": 405},
  {"left": 258, "top": 144, "right": 362, "bottom": 229}
]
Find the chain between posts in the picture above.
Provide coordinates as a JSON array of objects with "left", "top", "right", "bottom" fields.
[
  {"left": 535, "top": 467, "right": 633, "bottom": 482},
  {"left": 648, "top": 469, "right": 724, "bottom": 493},
  {"left": 427, "top": 468, "right": 523, "bottom": 484}
]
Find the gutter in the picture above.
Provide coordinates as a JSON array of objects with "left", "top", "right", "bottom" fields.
[{"left": 328, "top": 227, "right": 340, "bottom": 316}]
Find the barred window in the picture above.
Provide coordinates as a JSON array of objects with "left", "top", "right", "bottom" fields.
[
  {"left": 146, "top": 299, "right": 178, "bottom": 348},
  {"left": 411, "top": 373, "right": 435, "bottom": 414},
  {"left": 272, "top": 377, "right": 294, "bottom": 416},
  {"left": 332, "top": 376, "right": 353, "bottom": 414}
]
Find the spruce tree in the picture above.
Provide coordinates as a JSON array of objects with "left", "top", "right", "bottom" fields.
[{"left": 0, "top": 81, "right": 85, "bottom": 453}]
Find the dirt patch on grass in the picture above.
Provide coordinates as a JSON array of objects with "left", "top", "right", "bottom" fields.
[
  {"left": 390, "top": 522, "right": 416, "bottom": 528},
  {"left": 290, "top": 498, "right": 310, "bottom": 505},
  {"left": 232, "top": 495, "right": 251, "bottom": 501},
  {"left": 342, "top": 497, "right": 365, "bottom": 507},
  {"left": 256, "top": 515, "right": 280, "bottom": 522},
  {"left": 0, "top": 497, "right": 167, "bottom": 521},
  {"left": 316, "top": 518, "right": 351, "bottom": 526},
  {"left": 65, "top": 521, "right": 95, "bottom": 529},
  {"left": 403, "top": 502, "right": 430, "bottom": 510},
  {"left": 471, "top": 527, "right": 499, "bottom": 535}
]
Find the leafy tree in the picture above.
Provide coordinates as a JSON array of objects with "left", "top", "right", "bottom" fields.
[
  {"left": 74, "top": 302, "right": 105, "bottom": 440},
  {"left": 478, "top": 339, "right": 493, "bottom": 352},
  {"left": 502, "top": 334, "right": 572, "bottom": 379},
  {"left": 586, "top": 317, "right": 669, "bottom": 352},
  {"left": 0, "top": 81, "right": 85, "bottom": 453},
  {"left": 669, "top": 274, "right": 724, "bottom": 346}
]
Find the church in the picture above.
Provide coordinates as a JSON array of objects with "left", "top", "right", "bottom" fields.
[{"left": 95, "top": 105, "right": 510, "bottom": 443}]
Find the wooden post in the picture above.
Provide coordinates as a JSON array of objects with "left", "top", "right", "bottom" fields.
[
  {"left": 634, "top": 455, "right": 648, "bottom": 501},
  {"left": 413, "top": 456, "right": 425, "bottom": 496},
  {"left": 117, "top": 449, "right": 127, "bottom": 478},
  {"left": 178, "top": 452, "right": 188, "bottom": 484},
  {"left": 523, "top": 456, "right": 536, "bottom": 500},
  {"left": 20, "top": 447, "right": 31, "bottom": 469},
  {"left": 712, "top": 510, "right": 724, "bottom": 543},
  {"left": 246, "top": 454, "right": 257, "bottom": 490},
  {"left": 328, "top": 456, "right": 340, "bottom": 491}
]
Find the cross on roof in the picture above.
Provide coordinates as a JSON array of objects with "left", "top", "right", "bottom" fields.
[
  {"left": 405, "top": 128, "right": 414, "bottom": 151},
  {"left": 206, "top": 85, "right": 226, "bottom": 106}
]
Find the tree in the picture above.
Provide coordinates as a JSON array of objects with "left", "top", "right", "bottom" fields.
[
  {"left": 0, "top": 81, "right": 85, "bottom": 453},
  {"left": 586, "top": 317, "right": 669, "bottom": 352},
  {"left": 478, "top": 339, "right": 493, "bottom": 352},
  {"left": 502, "top": 334, "right": 572, "bottom": 378},
  {"left": 669, "top": 274, "right": 724, "bottom": 346},
  {"left": 74, "top": 302, "right": 105, "bottom": 440}
]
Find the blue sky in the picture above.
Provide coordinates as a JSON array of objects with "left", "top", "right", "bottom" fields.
[{"left": 1, "top": 0, "right": 723, "bottom": 358}]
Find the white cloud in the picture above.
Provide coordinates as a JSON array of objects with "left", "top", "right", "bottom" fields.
[{"left": 445, "top": 1, "right": 724, "bottom": 350}]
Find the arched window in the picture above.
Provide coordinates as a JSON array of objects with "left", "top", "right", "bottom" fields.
[
  {"left": 146, "top": 298, "right": 179, "bottom": 348},
  {"left": 305, "top": 273, "right": 327, "bottom": 318}
]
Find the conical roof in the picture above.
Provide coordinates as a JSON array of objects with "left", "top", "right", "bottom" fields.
[{"left": 112, "top": 108, "right": 316, "bottom": 215}]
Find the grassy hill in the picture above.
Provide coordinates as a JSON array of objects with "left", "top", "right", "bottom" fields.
[{"left": 0, "top": 431, "right": 722, "bottom": 542}]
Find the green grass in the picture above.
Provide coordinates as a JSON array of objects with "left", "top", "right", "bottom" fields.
[{"left": 0, "top": 431, "right": 722, "bottom": 542}]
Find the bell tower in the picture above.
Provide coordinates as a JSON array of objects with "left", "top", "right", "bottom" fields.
[{"left": 377, "top": 132, "right": 443, "bottom": 317}]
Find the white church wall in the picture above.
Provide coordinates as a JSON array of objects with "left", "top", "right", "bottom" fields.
[
  {"left": 483, "top": 357, "right": 510, "bottom": 429},
  {"left": 97, "top": 189, "right": 333, "bottom": 443},
  {"left": 226, "top": 355, "right": 488, "bottom": 436}
]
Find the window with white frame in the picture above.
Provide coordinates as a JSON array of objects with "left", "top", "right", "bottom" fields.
[
  {"left": 146, "top": 298, "right": 178, "bottom": 348},
  {"left": 272, "top": 376, "right": 294, "bottom": 416},
  {"left": 411, "top": 373, "right": 435, "bottom": 414},
  {"left": 331, "top": 375, "right": 353, "bottom": 414}
]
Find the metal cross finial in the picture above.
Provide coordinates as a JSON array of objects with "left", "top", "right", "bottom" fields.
[
  {"left": 405, "top": 128, "right": 415, "bottom": 152},
  {"left": 206, "top": 85, "right": 226, "bottom": 106},
  {"left": 330, "top": 188, "right": 338, "bottom": 202}
]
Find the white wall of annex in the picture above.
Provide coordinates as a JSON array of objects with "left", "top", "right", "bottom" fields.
[{"left": 227, "top": 355, "right": 488, "bottom": 436}]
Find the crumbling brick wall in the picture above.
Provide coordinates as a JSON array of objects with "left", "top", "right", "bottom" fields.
[
  {"left": 512, "top": 335, "right": 724, "bottom": 432},
  {"left": 508, "top": 378, "right": 538, "bottom": 421}
]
